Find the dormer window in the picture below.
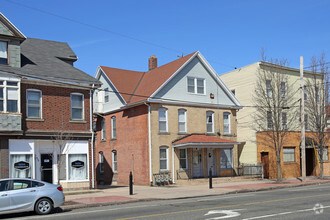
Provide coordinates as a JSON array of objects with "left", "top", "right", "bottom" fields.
[{"left": 0, "top": 41, "right": 8, "bottom": 65}]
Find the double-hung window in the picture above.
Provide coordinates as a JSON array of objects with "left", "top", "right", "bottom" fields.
[
  {"left": 220, "top": 148, "right": 233, "bottom": 169},
  {"left": 101, "top": 118, "right": 106, "bottom": 140},
  {"left": 27, "top": 90, "right": 41, "bottom": 118},
  {"left": 178, "top": 109, "right": 187, "bottom": 133},
  {"left": 112, "top": 150, "right": 117, "bottom": 173},
  {"left": 99, "top": 152, "right": 104, "bottom": 173},
  {"left": 281, "top": 82, "right": 286, "bottom": 99},
  {"left": 0, "top": 41, "right": 8, "bottom": 65},
  {"left": 223, "top": 112, "right": 231, "bottom": 134},
  {"left": 0, "top": 80, "right": 19, "bottom": 113},
  {"left": 266, "top": 80, "right": 272, "bottom": 98},
  {"left": 71, "top": 93, "right": 84, "bottom": 120},
  {"left": 111, "top": 116, "right": 116, "bottom": 139},
  {"left": 283, "top": 147, "right": 295, "bottom": 162},
  {"left": 159, "top": 108, "right": 168, "bottom": 133},
  {"left": 187, "top": 77, "right": 205, "bottom": 95},
  {"left": 179, "top": 149, "right": 187, "bottom": 170},
  {"left": 159, "top": 146, "right": 168, "bottom": 171},
  {"left": 206, "top": 111, "right": 214, "bottom": 133}
]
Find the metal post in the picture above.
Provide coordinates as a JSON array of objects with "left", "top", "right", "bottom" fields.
[
  {"left": 300, "top": 56, "right": 306, "bottom": 182},
  {"left": 209, "top": 168, "right": 213, "bottom": 189},
  {"left": 129, "top": 171, "right": 133, "bottom": 195}
]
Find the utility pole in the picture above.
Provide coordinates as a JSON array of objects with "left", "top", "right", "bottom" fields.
[{"left": 300, "top": 56, "right": 306, "bottom": 182}]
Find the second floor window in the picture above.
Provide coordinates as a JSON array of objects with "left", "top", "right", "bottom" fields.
[
  {"left": 27, "top": 90, "right": 41, "bottom": 118},
  {"left": 281, "top": 82, "right": 286, "bottom": 99},
  {"left": 71, "top": 93, "right": 84, "bottom": 120},
  {"left": 111, "top": 116, "right": 116, "bottom": 139},
  {"left": 187, "top": 77, "right": 205, "bottom": 95},
  {"left": 267, "top": 111, "right": 273, "bottom": 130},
  {"left": 223, "top": 112, "right": 231, "bottom": 134},
  {"left": 101, "top": 118, "right": 106, "bottom": 140},
  {"left": 159, "top": 108, "right": 168, "bottom": 132},
  {"left": 266, "top": 80, "right": 272, "bottom": 98},
  {"left": 112, "top": 150, "right": 117, "bottom": 173},
  {"left": 99, "top": 152, "right": 104, "bottom": 173},
  {"left": 0, "top": 41, "right": 8, "bottom": 65},
  {"left": 0, "top": 80, "right": 19, "bottom": 113},
  {"left": 178, "top": 109, "right": 187, "bottom": 133},
  {"left": 206, "top": 111, "right": 214, "bottom": 133}
]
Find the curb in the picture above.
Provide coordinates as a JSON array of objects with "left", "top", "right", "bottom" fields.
[{"left": 61, "top": 180, "right": 330, "bottom": 211}]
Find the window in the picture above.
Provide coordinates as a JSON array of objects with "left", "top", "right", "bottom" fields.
[
  {"left": 322, "top": 147, "right": 328, "bottom": 161},
  {"left": 0, "top": 80, "right": 19, "bottom": 113},
  {"left": 220, "top": 148, "right": 233, "bottom": 169},
  {"left": 159, "top": 108, "right": 168, "bottom": 133},
  {"left": 304, "top": 85, "right": 307, "bottom": 101},
  {"left": 159, "top": 146, "right": 168, "bottom": 171},
  {"left": 223, "top": 112, "right": 231, "bottom": 134},
  {"left": 282, "top": 112, "right": 287, "bottom": 130},
  {"left": 0, "top": 41, "right": 8, "bottom": 65},
  {"left": 187, "top": 77, "right": 205, "bottom": 95},
  {"left": 111, "top": 116, "right": 116, "bottom": 139},
  {"left": 281, "top": 82, "right": 286, "bottom": 99},
  {"left": 305, "top": 114, "right": 308, "bottom": 131},
  {"left": 179, "top": 149, "right": 187, "bottom": 170},
  {"left": 267, "top": 111, "right": 273, "bottom": 130},
  {"left": 283, "top": 147, "right": 295, "bottom": 162},
  {"left": 104, "top": 88, "right": 109, "bottom": 103},
  {"left": 10, "top": 154, "right": 33, "bottom": 178},
  {"left": 112, "top": 150, "right": 117, "bottom": 173},
  {"left": 101, "top": 118, "right": 106, "bottom": 140},
  {"left": 266, "top": 80, "right": 272, "bottom": 98},
  {"left": 315, "top": 87, "right": 320, "bottom": 103},
  {"left": 71, "top": 93, "right": 84, "bottom": 120},
  {"left": 99, "top": 152, "right": 104, "bottom": 173},
  {"left": 178, "top": 109, "right": 187, "bottom": 133},
  {"left": 68, "top": 154, "right": 87, "bottom": 180},
  {"left": 206, "top": 111, "right": 214, "bottom": 133},
  {"left": 27, "top": 90, "right": 41, "bottom": 118}
]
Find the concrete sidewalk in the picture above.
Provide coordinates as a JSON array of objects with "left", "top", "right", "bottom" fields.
[{"left": 62, "top": 177, "right": 330, "bottom": 211}]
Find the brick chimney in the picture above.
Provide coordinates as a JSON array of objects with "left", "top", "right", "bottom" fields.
[{"left": 148, "top": 55, "right": 157, "bottom": 70}]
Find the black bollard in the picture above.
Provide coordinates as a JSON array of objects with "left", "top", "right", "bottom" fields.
[
  {"left": 129, "top": 171, "right": 133, "bottom": 195},
  {"left": 209, "top": 168, "right": 213, "bottom": 189}
]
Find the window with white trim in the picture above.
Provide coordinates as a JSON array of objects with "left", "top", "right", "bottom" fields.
[
  {"left": 159, "top": 146, "right": 168, "bottom": 171},
  {"left": 178, "top": 109, "right": 187, "bottom": 133},
  {"left": 187, "top": 77, "right": 205, "bottom": 95},
  {"left": 179, "top": 149, "right": 187, "bottom": 170},
  {"left": 0, "top": 41, "right": 8, "bottom": 65},
  {"left": 111, "top": 116, "right": 116, "bottom": 139},
  {"left": 101, "top": 118, "right": 106, "bottom": 140},
  {"left": 206, "top": 111, "right": 214, "bottom": 133},
  {"left": 27, "top": 90, "right": 41, "bottom": 118},
  {"left": 0, "top": 80, "right": 19, "bottom": 113},
  {"left": 99, "top": 152, "right": 104, "bottom": 173},
  {"left": 220, "top": 148, "right": 233, "bottom": 169},
  {"left": 112, "top": 150, "right": 117, "bottom": 173},
  {"left": 283, "top": 147, "right": 295, "bottom": 162},
  {"left": 266, "top": 80, "right": 272, "bottom": 98},
  {"left": 159, "top": 108, "right": 168, "bottom": 133},
  {"left": 71, "top": 93, "right": 84, "bottom": 120},
  {"left": 68, "top": 154, "right": 87, "bottom": 180},
  {"left": 223, "top": 112, "right": 231, "bottom": 134}
]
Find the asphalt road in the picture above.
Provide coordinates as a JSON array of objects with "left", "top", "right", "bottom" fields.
[{"left": 2, "top": 183, "right": 330, "bottom": 220}]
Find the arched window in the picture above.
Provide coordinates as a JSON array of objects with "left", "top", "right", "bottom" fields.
[
  {"left": 99, "top": 152, "right": 104, "bottom": 173},
  {"left": 111, "top": 116, "right": 116, "bottom": 139},
  {"left": 112, "top": 150, "right": 117, "bottom": 173}
]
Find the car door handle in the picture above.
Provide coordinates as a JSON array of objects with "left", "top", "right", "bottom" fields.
[
  {"left": 30, "top": 190, "right": 36, "bottom": 192},
  {"left": 1, "top": 194, "right": 7, "bottom": 196}
]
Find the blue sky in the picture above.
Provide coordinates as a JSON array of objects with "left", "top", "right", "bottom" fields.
[{"left": 1, "top": 0, "right": 329, "bottom": 76}]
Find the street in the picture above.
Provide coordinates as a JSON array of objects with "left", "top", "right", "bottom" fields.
[{"left": 2, "top": 183, "right": 330, "bottom": 220}]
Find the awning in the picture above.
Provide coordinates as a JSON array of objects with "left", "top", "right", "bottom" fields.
[{"left": 173, "top": 134, "right": 240, "bottom": 148}]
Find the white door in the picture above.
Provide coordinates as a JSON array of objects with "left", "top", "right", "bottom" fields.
[
  {"left": 207, "top": 149, "right": 216, "bottom": 176},
  {"left": 193, "top": 149, "right": 202, "bottom": 177}
]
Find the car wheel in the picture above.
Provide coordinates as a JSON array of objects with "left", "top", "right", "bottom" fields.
[{"left": 35, "top": 198, "right": 53, "bottom": 215}]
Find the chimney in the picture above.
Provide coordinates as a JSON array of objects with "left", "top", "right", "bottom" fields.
[{"left": 148, "top": 55, "right": 157, "bottom": 70}]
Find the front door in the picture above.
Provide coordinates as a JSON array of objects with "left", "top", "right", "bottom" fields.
[
  {"left": 207, "top": 149, "right": 216, "bottom": 176},
  {"left": 41, "top": 154, "right": 53, "bottom": 183},
  {"left": 193, "top": 149, "right": 202, "bottom": 177},
  {"left": 261, "top": 152, "right": 269, "bottom": 178}
]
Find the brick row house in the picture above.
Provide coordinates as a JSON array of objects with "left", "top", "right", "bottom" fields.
[
  {"left": 221, "top": 61, "right": 330, "bottom": 179},
  {"left": 93, "top": 51, "right": 242, "bottom": 186},
  {"left": 0, "top": 13, "right": 101, "bottom": 190}
]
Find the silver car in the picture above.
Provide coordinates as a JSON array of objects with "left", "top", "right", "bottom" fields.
[{"left": 0, "top": 178, "right": 65, "bottom": 215}]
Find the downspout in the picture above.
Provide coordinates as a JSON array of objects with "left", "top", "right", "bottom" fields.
[
  {"left": 90, "top": 85, "right": 95, "bottom": 189},
  {"left": 172, "top": 146, "right": 175, "bottom": 184},
  {"left": 144, "top": 102, "right": 153, "bottom": 184}
]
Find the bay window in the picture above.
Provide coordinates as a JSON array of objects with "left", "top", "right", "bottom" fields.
[{"left": 0, "top": 80, "right": 19, "bottom": 113}]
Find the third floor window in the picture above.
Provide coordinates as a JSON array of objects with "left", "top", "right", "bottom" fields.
[
  {"left": 187, "top": 77, "right": 205, "bottom": 95},
  {"left": 0, "top": 41, "right": 8, "bottom": 65},
  {"left": 0, "top": 80, "right": 19, "bottom": 113}
]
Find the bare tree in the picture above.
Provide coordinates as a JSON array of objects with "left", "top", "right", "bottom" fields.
[
  {"left": 253, "top": 55, "right": 298, "bottom": 181},
  {"left": 304, "top": 53, "right": 329, "bottom": 178}
]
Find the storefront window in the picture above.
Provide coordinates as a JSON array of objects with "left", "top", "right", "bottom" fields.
[
  {"left": 68, "top": 154, "right": 87, "bottom": 180},
  {"left": 10, "top": 154, "right": 33, "bottom": 178}
]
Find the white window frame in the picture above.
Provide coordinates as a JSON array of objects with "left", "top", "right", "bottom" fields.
[
  {"left": 70, "top": 93, "right": 84, "bottom": 121},
  {"left": 99, "top": 151, "right": 104, "bottom": 173},
  {"left": 220, "top": 148, "right": 233, "bottom": 169},
  {"left": 0, "top": 78, "right": 20, "bottom": 113},
  {"left": 223, "top": 112, "right": 231, "bottom": 135},
  {"left": 178, "top": 109, "right": 187, "bottom": 133},
  {"left": 111, "top": 116, "right": 116, "bottom": 139},
  {"left": 101, "top": 118, "right": 106, "bottom": 140},
  {"left": 159, "top": 108, "right": 168, "bottom": 133},
  {"left": 0, "top": 40, "right": 8, "bottom": 65},
  {"left": 26, "top": 89, "right": 42, "bottom": 119},
  {"left": 187, "top": 77, "right": 206, "bottom": 95},
  {"left": 112, "top": 150, "right": 117, "bottom": 173},
  {"left": 104, "top": 88, "right": 109, "bottom": 103},
  {"left": 179, "top": 148, "right": 187, "bottom": 170},
  {"left": 206, "top": 111, "right": 214, "bottom": 133},
  {"left": 266, "top": 79, "right": 272, "bottom": 98},
  {"left": 159, "top": 146, "right": 169, "bottom": 171},
  {"left": 283, "top": 147, "right": 295, "bottom": 162}
]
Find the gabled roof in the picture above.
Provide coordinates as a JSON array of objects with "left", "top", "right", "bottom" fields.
[
  {"left": 0, "top": 13, "right": 26, "bottom": 40},
  {"left": 0, "top": 38, "right": 101, "bottom": 86},
  {"left": 173, "top": 134, "right": 239, "bottom": 147}
]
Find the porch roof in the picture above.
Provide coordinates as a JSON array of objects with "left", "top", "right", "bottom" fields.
[{"left": 173, "top": 134, "right": 239, "bottom": 148}]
